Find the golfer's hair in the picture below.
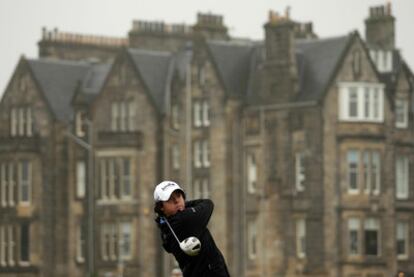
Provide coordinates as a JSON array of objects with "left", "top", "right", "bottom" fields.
[{"left": 153, "top": 190, "right": 186, "bottom": 216}]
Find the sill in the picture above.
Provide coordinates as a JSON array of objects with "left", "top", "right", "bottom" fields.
[
  {"left": 18, "top": 261, "right": 30, "bottom": 267},
  {"left": 76, "top": 257, "right": 85, "bottom": 264}
]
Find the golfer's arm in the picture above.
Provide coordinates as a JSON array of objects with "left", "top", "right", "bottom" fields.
[{"left": 182, "top": 199, "right": 214, "bottom": 232}]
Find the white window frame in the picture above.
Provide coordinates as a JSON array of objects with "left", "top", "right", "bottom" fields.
[
  {"left": 171, "top": 104, "right": 180, "bottom": 130},
  {"left": 8, "top": 164, "right": 15, "bottom": 207},
  {"left": 203, "top": 101, "right": 210, "bottom": 126},
  {"left": 348, "top": 218, "right": 360, "bottom": 256},
  {"left": 396, "top": 155, "right": 409, "bottom": 199},
  {"left": 76, "top": 161, "right": 86, "bottom": 198},
  {"left": 1, "top": 164, "right": 6, "bottom": 207},
  {"left": 247, "top": 153, "right": 257, "bottom": 194},
  {"left": 18, "top": 160, "right": 31, "bottom": 205},
  {"left": 75, "top": 111, "right": 85, "bottom": 137},
  {"left": 119, "top": 222, "right": 132, "bottom": 260},
  {"left": 111, "top": 102, "right": 119, "bottom": 131},
  {"left": 347, "top": 150, "right": 359, "bottom": 194},
  {"left": 296, "top": 218, "right": 306, "bottom": 258},
  {"left": 396, "top": 221, "right": 409, "bottom": 260},
  {"left": 248, "top": 220, "right": 257, "bottom": 260},
  {"left": 295, "top": 152, "right": 305, "bottom": 192},
  {"left": 172, "top": 145, "right": 180, "bottom": 170},
  {"left": 371, "top": 151, "right": 381, "bottom": 195},
  {"left": 0, "top": 226, "right": 5, "bottom": 266},
  {"left": 338, "top": 82, "right": 384, "bottom": 123},
  {"left": 202, "top": 140, "right": 210, "bottom": 168},
  {"left": 193, "top": 141, "right": 202, "bottom": 168},
  {"left": 8, "top": 225, "right": 15, "bottom": 266},
  {"left": 364, "top": 218, "right": 380, "bottom": 256},
  {"left": 194, "top": 102, "right": 202, "bottom": 127},
  {"left": 395, "top": 99, "right": 409, "bottom": 128},
  {"left": 128, "top": 102, "right": 135, "bottom": 131},
  {"left": 11, "top": 108, "right": 17, "bottom": 137},
  {"left": 120, "top": 158, "right": 132, "bottom": 200}
]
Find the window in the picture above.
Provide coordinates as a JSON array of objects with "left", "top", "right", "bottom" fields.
[
  {"left": 202, "top": 140, "right": 210, "bottom": 167},
  {"left": 339, "top": 83, "right": 384, "bottom": 122},
  {"left": 194, "top": 102, "right": 202, "bottom": 127},
  {"left": 364, "top": 218, "right": 379, "bottom": 256},
  {"left": 101, "top": 222, "right": 133, "bottom": 261},
  {"left": 396, "top": 221, "right": 409, "bottom": 259},
  {"left": 76, "top": 225, "right": 85, "bottom": 263},
  {"left": 347, "top": 150, "right": 381, "bottom": 195},
  {"left": 347, "top": 150, "right": 359, "bottom": 193},
  {"left": 76, "top": 161, "right": 86, "bottom": 198},
  {"left": 171, "top": 104, "right": 180, "bottom": 130},
  {"left": 120, "top": 223, "right": 132, "bottom": 260},
  {"left": 8, "top": 226, "right": 15, "bottom": 266},
  {"left": 247, "top": 153, "right": 257, "bottom": 194},
  {"left": 110, "top": 101, "right": 135, "bottom": 132},
  {"left": 202, "top": 101, "right": 210, "bottom": 126},
  {"left": 172, "top": 145, "right": 180, "bottom": 170},
  {"left": 193, "top": 100, "right": 210, "bottom": 127},
  {"left": 193, "top": 140, "right": 209, "bottom": 168},
  {"left": 295, "top": 152, "right": 305, "bottom": 192},
  {"left": 248, "top": 220, "right": 257, "bottom": 260},
  {"left": 0, "top": 226, "right": 5, "bottom": 266},
  {"left": 396, "top": 155, "right": 409, "bottom": 199},
  {"left": 1, "top": 164, "right": 6, "bottom": 207},
  {"left": 0, "top": 162, "right": 20, "bottom": 207},
  {"left": 99, "top": 157, "right": 132, "bottom": 201},
  {"left": 10, "top": 107, "right": 33, "bottom": 137},
  {"left": 20, "top": 223, "right": 29, "bottom": 264},
  {"left": 193, "top": 179, "right": 210, "bottom": 199},
  {"left": 395, "top": 99, "right": 409, "bottom": 128},
  {"left": 296, "top": 218, "right": 306, "bottom": 258},
  {"left": 75, "top": 111, "right": 85, "bottom": 137},
  {"left": 18, "top": 160, "right": 31, "bottom": 204},
  {"left": 370, "top": 50, "right": 393, "bottom": 73},
  {"left": 348, "top": 218, "right": 360, "bottom": 256},
  {"left": 352, "top": 50, "right": 361, "bottom": 77},
  {"left": 193, "top": 141, "right": 202, "bottom": 168}
]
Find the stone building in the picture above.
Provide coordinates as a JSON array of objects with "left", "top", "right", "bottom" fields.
[{"left": 0, "top": 3, "right": 413, "bottom": 277}]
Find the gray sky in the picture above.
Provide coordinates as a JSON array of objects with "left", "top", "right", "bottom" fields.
[{"left": 1, "top": 0, "right": 413, "bottom": 98}]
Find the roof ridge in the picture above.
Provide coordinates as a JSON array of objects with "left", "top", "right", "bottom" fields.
[
  {"left": 28, "top": 57, "right": 91, "bottom": 67},
  {"left": 127, "top": 48, "right": 172, "bottom": 56}
]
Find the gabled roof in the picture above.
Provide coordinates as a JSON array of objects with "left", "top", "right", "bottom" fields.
[
  {"left": 127, "top": 48, "right": 173, "bottom": 113},
  {"left": 72, "top": 63, "right": 112, "bottom": 105},
  {"left": 295, "top": 34, "right": 351, "bottom": 101},
  {"left": 27, "top": 58, "right": 90, "bottom": 122},
  {"left": 207, "top": 40, "right": 255, "bottom": 97}
]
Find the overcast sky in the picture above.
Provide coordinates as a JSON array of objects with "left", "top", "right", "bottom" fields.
[{"left": 1, "top": 0, "right": 413, "bottom": 98}]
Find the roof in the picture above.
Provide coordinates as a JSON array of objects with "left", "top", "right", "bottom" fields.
[
  {"left": 207, "top": 40, "right": 255, "bottom": 97},
  {"left": 295, "top": 35, "right": 351, "bottom": 101},
  {"left": 127, "top": 48, "right": 173, "bottom": 113},
  {"left": 28, "top": 58, "right": 90, "bottom": 122}
]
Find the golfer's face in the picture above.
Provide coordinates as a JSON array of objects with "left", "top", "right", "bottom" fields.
[{"left": 162, "top": 190, "right": 185, "bottom": 216}]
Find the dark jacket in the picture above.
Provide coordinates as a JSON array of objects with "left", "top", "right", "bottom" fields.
[{"left": 156, "top": 199, "right": 230, "bottom": 277}]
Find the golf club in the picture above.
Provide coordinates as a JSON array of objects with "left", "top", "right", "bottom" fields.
[{"left": 162, "top": 217, "right": 201, "bottom": 256}]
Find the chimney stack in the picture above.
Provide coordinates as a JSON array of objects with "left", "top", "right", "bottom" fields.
[{"left": 365, "top": 2, "right": 395, "bottom": 49}]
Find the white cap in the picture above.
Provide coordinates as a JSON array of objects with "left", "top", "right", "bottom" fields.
[{"left": 154, "top": 181, "right": 185, "bottom": 202}]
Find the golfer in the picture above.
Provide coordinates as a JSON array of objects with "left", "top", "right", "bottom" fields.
[{"left": 154, "top": 180, "right": 230, "bottom": 277}]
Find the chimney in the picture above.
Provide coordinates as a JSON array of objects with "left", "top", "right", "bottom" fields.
[
  {"left": 193, "top": 12, "right": 228, "bottom": 40},
  {"left": 365, "top": 2, "right": 395, "bottom": 49},
  {"left": 263, "top": 9, "right": 298, "bottom": 103}
]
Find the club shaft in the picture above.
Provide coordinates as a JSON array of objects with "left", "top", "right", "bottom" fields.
[{"left": 163, "top": 218, "right": 181, "bottom": 244}]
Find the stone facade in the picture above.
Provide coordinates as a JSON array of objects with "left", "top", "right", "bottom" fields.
[{"left": 0, "top": 4, "right": 413, "bottom": 277}]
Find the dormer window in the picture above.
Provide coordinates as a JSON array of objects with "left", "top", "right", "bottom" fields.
[
  {"left": 110, "top": 101, "right": 135, "bottom": 132},
  {"left": 395, "top": 99, "right": 408, "bottom": 128},
  {"left": 370, "top": 50, "right": 393, "bottom": 73},
  {"left": 338, "top": 82, "right": 384, "bottom": 122},
  {"left": 10, "top": 106, "right": 32, "bottom": 137},
  {"left": 75, "top": 111, "right": 86, "bottom": 137}
]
